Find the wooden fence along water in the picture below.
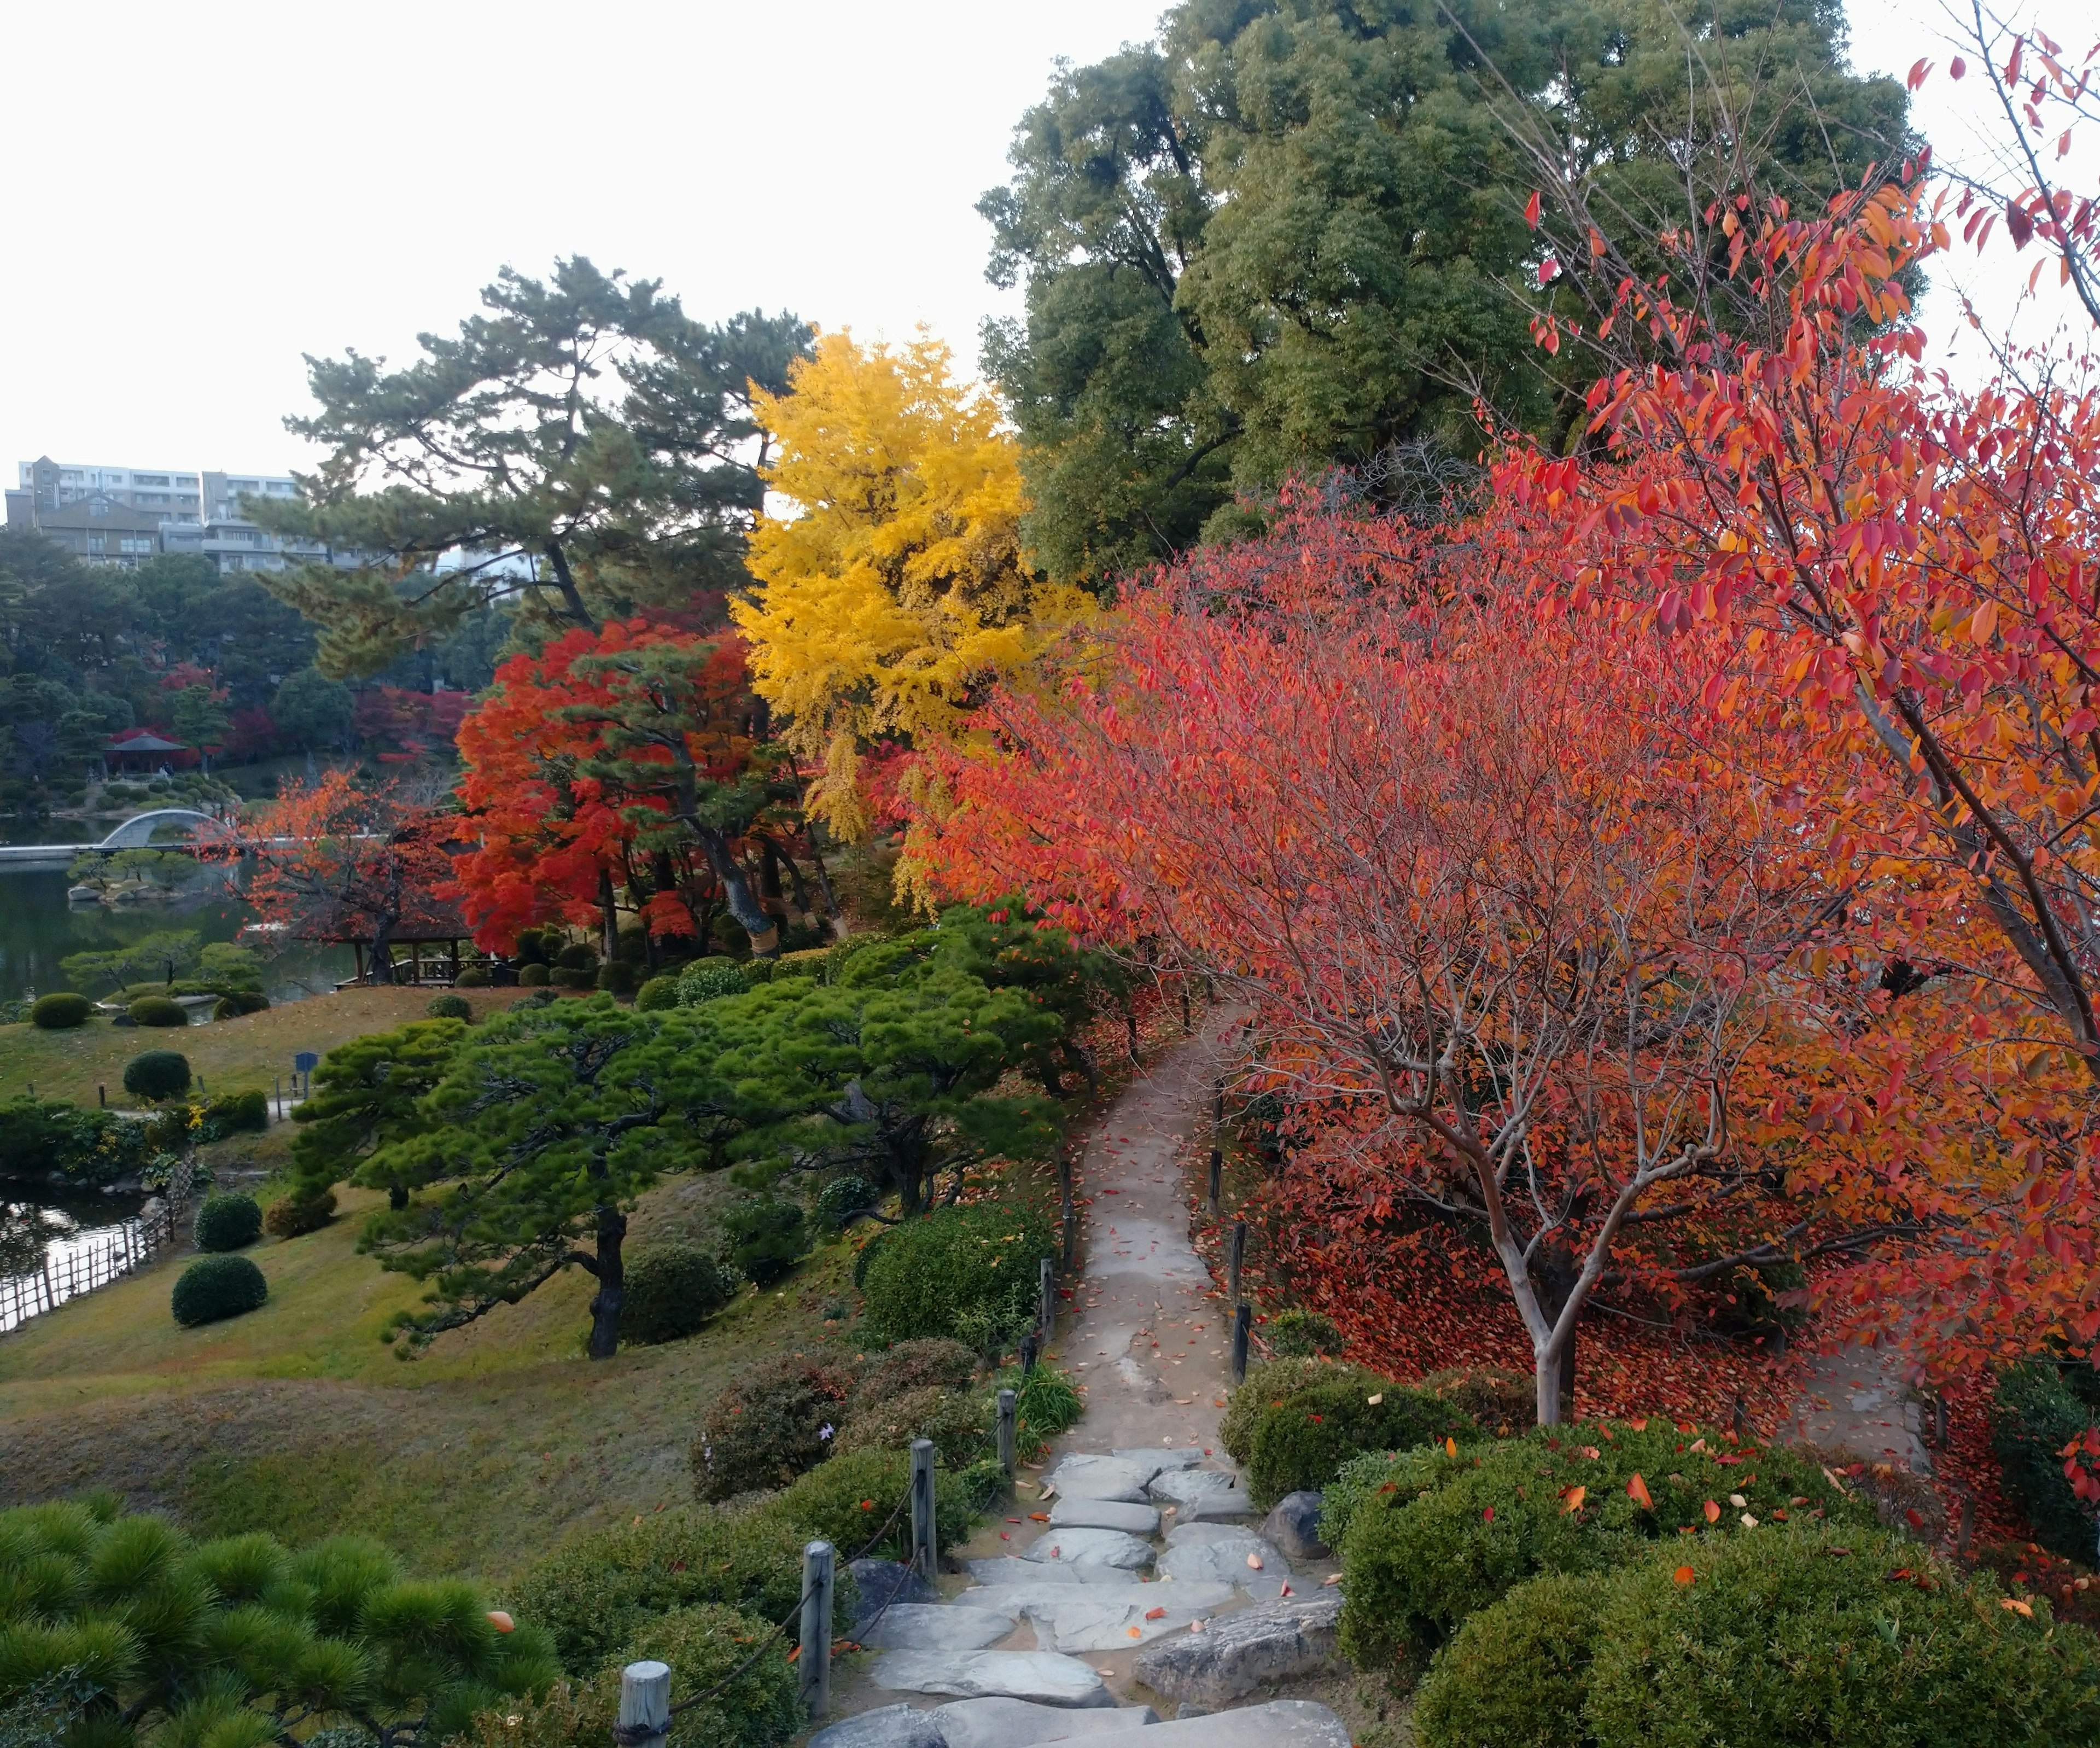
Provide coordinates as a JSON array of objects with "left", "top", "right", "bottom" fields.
[{"left": 0, "top": 1202, "right": 178, "bottom": 1334}]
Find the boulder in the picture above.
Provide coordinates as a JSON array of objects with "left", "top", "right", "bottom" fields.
[
  {"left": 871, "top": 1650, "right": 1114, "bottom": 1708},
  {"left": 1156, "top": 1535, "right": 1290, "bottom": 1599},
  {"left": 807, "top": 1704, "right": 946, "bottom": 1748},
  {"left": 1022, "top": 1582, "right": 1238, "bottom": 1652},
  {"left": 852, "top": 1559, "right": 941, "bottom": 1633},
  {"left": 1124, "top": 1700, "right": 1351, "bottom": 1746},
  {"left": 934, "top": 1698, "right": 1158, "bottom": 1747},
  {"left": 863, "top": 1605, "right": 1017, "bottom": 1651},
  {"left": 1046, "top": 1454, "right": 1157, "bottom": 1502},
  {"left": 1132, "top": 1594, "right": 1346, "bottom": 1709},
  {"left": 1047, "top": 1496, "right": 1161, "bottom": 1536},
  {"left": 1018, "top": 1527, "right": 1154, "bottom": 1571},
  {"left": 1261, "top": 1491, "right": 1329, "bottom": 1561}
]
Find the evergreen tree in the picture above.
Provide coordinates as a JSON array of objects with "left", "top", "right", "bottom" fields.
[{"left": 287, "top": 1018, "right": 470, "bottom": 1209}]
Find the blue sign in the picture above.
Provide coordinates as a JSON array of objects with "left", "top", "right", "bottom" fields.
[{"left": 294, "top": 1052, "right": 319, "bottom": 1074}]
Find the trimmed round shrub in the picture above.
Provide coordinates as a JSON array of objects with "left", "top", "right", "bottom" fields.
[
  {"left": 772, "top": 1447, "right": 982, "bottom": 1559},
  {"left": 1992, "top": 1361, "right": 2099, "bottom": 1563},
  {"left": 845, "top": 1338, "right": 978, "bottom": 1412},
  {"left": 1265, "top": 1307, "right": 1344, "bottom": 1359},
  {"left": 516, "top": 963, "right": 551, "bottom": 987},
  {"left": 1418, "top": 1365, "right": 1537, "bottom": 1436},
  {"left": 511, "top": 1507, "right": 820, "bottom": 1675},
  {"left": 722, "top": 1196, "right": 809, "bottom": 1287},
  {"left": 29, "top": 992, "right": 92, "bottom": 1029},
  {"left": 122, "top": 1048, "right": 191, "bottom": 1102},
  {"left": 621, "top": 1243, "right": 734, "bottom": 1346},
  {"left": 1245, "top": 1378, "right": 1477, "bottom": 1510},
  {"left": 634, "top": 975, "right": 680, "bottom": 1012},
  {"left": 1415, "top": 1569, "right": 1608, "bottom": 1748},
  {"left": 197, "top": 1090, "right": 269, "bottom": 1139},
  {"left": 226, "top": 989, "right": 270, "bottom": 1014},
  {"left": 691, "top": 1353, "right": 859, "bottom": 1500},
  {"left": 193, "top": 1192, "right": 264, "bottom": 1252},
  {"left": 596, "top": 961, "right": 639, "bottom": 997},
  {"left": 555, "top": 942, "right": 598, "bottom": 971},
  {"left": 551, "top": 966, "right": 597, "bottom": 990},
  {"left": 453, "top": 963, "right": 490, "bottom": 988},
  {"left": 172, "top": 1254, "right": 268, "bottom": 1326},
  {"left": 425, "top": 993, "right": 472, "bottom": 1021},
  {"left": 676, "top": 957, "right": 746, "bottom": 1006},
  {"left": 815, "top": 1174, "right": 881, "bottom": 1231},
  {"left": 127, "top": 995, "right": 188, "bottom": 1028},
  {"left": 773, "top": 947, "right": 831, "bottom": 982},
  {"left": 1335, "top": 1420, "right": 1875, "bottom": 1672},
  {"left": 1585, "top": 1525, "right": 2100, "bottom": 1747},
  {"left": 264, "top": 1187, "right": 336, "bottom": 1238},
  {"left": 597, "top": 1603, "right": 802, "bottom": 1748},
  {"left": 858, "top": 1202, "right": 1056, "bottom": 1354},
  {"left": 835, "top": 1385, "right": 991, "bottom": 1467},
  {"left": 1222, "top": 1355, "right": 1387, "bottom": 1464}
]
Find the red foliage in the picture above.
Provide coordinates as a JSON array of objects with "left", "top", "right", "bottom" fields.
[{"left": 354, "top": 686, "right": 470, "bottom": 766}]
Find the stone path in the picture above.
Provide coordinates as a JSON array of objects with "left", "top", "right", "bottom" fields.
[
  {"left": 1792, "top": 1342, "right": 1932, "bottom": 1472},
  {"left": 809, "top": 1012, "right": 1352, "bottom": 1748}
]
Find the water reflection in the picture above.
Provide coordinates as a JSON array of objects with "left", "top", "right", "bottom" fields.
[{"left": 0, "top": 1184, "right": 154, "bottom": 1333}]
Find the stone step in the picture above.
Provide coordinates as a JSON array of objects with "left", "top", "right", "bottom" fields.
[
  {"left": 1043, "top": 1454, "right": 1157, "bottom": 1502},
  {"left": 1163, "top": 1521, "right": 1254, "bottom": 1548},
  {"left": 1129, "top": 1700, "right": 1351, "bottom": 1746},
  {"left": 1114, "top": 1447, "right": 1201, "bottom": 1471},
  {"left": 870, "top": 1649, "right": 1115, "bottom": 1709},
  {"left": 1046, "top": 1496, "right": 1162, "bottom": 1536},
  {"left": 1156, "top": 1535, "right": 1290, "bottom": 1599},
  {"left": 810, "top": 1696, "right": 1348, "bottom": 1748},
  {"left": 850, "top": 1558, "right": 942, "bottom": 1633},
  {"left": 935, "top": 1697, "right": 1159, "bottom": 1747},
  {"left": 1146, "top": 1468, "right": 1244, "bottom": 1507},
  {"left": 965, "top": 1558, "right": 1141, "bottom": 1588},
  {"left": 862, "top": 1604, "right": 1018, "bottom": 1651},
  {"left": 1017, "top": 1581, "right": 1238, "bottom": 1653},
  {"left": 1018, "top": 1527, "right": 1154, "bottom": 1571},
  {"left": 808, "top": 1706, "right": 945, "bottom": 1748},
  {"left": 1133, "top": 1593, "right": 1345, "bottom": 1709}
]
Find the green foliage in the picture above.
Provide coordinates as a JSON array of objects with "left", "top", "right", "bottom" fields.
[
  {"left": 835, "top": 1386, "right": 991, "bottom": 1467},
  {"left": 814, "top": 1174, "right": 880, "bottom": 1231},
  {"left": 692, "top": 1352, "right": 859, "bottom": 1500},
  {"left": 619, "top": 1243, "right": 734, "bottom": 1345},
  {"left": 771, "top": 1448, "right": 977, "bottom": 1559},
  {"left": 858, "top": 1202, "right": 1055, "bottom": 1354},
  {"left": 601, "top": 1604, "right": 801, "bottom": 1748},
  {"left": 27, "top": 994, "right": 91, "bottom": 1030},
  {"left": 510, "top": 1508, "right": 822, "bottom": 1676},
  {"left": 676, "top": 958, "right": 746, "bottom": 1006},
  {"left": 454, "top": 965, "right": 491, "bottom": 989},
  {"left": 721, "top": 1196, "right": 809, "bottom": 1287},
  {"left": 1991, "top": 1362, "right": 2100, "bottom": 1564},
  {"left": 125, "top": 997, "right": 187, "bottom": 1029},
  {"left": 0, "top": 1100, "right": 150, "bottom": 1186},
  {"left": 634, "top": 975, "right": 680, "bottom": 1012},
  {"left": 1265, "top": 1308, "right": 1344, "bottom": 1359},
  {"left": 60, "top": 930, "right": 202, "bottom": 998},
  {"left": 170, "top": 1255, "right": 268, "bottom": 1326},
  {"left": 192, "top": 1193, "right": 262, "bottom": 1252},
  {"left": 1014, "top": 1364, "right": 1083, "bottom": 1447},
  {"left": 594, "top": 962, "right": 638, "bottom": 997},
  {"left": 1335, "top": 1420, "right": 1876, "bottom": 1671},
  {"left": 516, "top": 964, "right": 550, "bottom": 987},
  {"left": 1245, "top": 1379, "right": 1477, "bottom": 1511},
  {"left": 1221, "top": 1356, "right": 1385, "bottom": 1465},
  {"left": 1585, "top": 1526, "right": 2100, "bottom": 1747},
  {"left": 285, "top": 1018, "right": 466, "bottom": 1208},
  {"left": 847, "top": 1339, "right": 978, "bottom": 1409},
  {"left": 270, "top": 667, "right": 354, "bottom": 751},
  {"left": 263, "top": 1187, "right": 336, "bottom": 1239},
  {"left": 425, "top": 993, "right": 473, "bottom": 1021},
  {"left": 0, "top": 1505, "right": 556, "bottom": 1748},
  {"left": 121, "top": 1050, "right": 190, "bottom": 1102},
  {"left": 1414, "top": 1569, "right": 1604, "bottom": 1748},
  {"left": 195, "top": 1091, "right": 267, "bottom": 1140}
]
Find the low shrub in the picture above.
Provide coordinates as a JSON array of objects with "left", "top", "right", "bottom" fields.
[
  {"left": 0, "top": 1099, "right": 151, "bottom": 1184},
  {"left": 29, "top": 993, "right": 92, "bottom": 1030},
  {"left": 1014, "top": 1364, "right": 1084, "bottom": 1445},
  {"left": 815, "top": 1174, "right": 882, "bottom": 1231},
  {"left": 1245, "top": 1378, "right": 1478, "bottom": 1510},
  {"left": 1221, "top": 1355, "right": 1389, "bottom": 1465},
  {"left": 510, "top": 1507, "right": 823, "bottom": 1674},
  {"left": 1414, "top": 1569, "right": 1606, "bottom": 1748},
  {"left": 834, "top": 1386, "right": 991, "bottom": 1467},
  {"left": 691, "top": 1353, "right": 858, "bottom": 1500},
  {"left": 551, "top": 968, "right": 597, "bottom": 990},
  {"left": 264, "top": 1187, "right": 336, "bottom": 1238},
  {"left": 858, "top": 1202, "right": 1055, "bottom": 1355},
  {"left": 634, "top": 975, "right": 680, "bottom": 1012},
  {"left": 1335, "top": 1419, "right": 1875, "bottom": 1672},
  {"left": 771, "top": 1447, "right": 988, "bottom": 1558},
  {"left": 595, "top": 962, "right": 639, "bottom": 997},
  {"left": 193, "top": 1192, "right": 264, "bottom": 1252},
  {"left": 516, "top": 963, "right": 551, "bottom": 987},
  {"left": 425, "top": 993, "right": 472, "bottom": 1021},
  {"left": 1585, "top": 1525, "right": 2100, "bottom": 1747},
  {"left": 454, "top": 964, "right": 491, "bottom": 988},
  {"left": 621, "top": 1243, "right": 735, "bottom": 1346},
  {"left": 722, "top": 1196, "right": 809, "bottom": 1286},
  {"left": 555, "top": 942, "right": 598, "bottom": 972},
  {"left": 1991, "top": 1362, "right": 2100, "bottom": 1564},
  {"left": 126, "top": 995, "right": 189, "bottom": 1028},
  {"left": 1417, "top": 1365, "right": 1537, "bottom": 1436},
  {"left": 677, "top": 957, "right": 746, "bottom": 1006},
  {"left": 1265, "top": 1308, "right": 1345, "bottom": 1359},
  {"left": 212, "top": 997, "right": 242, "bottom": 1021},
  {"left": 196, "top": 1090, "right": 267, "bottom": 1139},
  {"left": 774, "top": 947, "right": 831, "bottom": 982},
  {"left": 844, "top": 1338, "right": 977, "bottom": 1412},
  {"left": 172, "top": 1254, "right": 268, "bottom": 1326},
  {"left": 596, "top": 1603, "right": 802, "bottom": 1748}
]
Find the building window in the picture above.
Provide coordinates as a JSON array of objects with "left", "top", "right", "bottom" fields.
[
  {"left": 119, "top": 537, "right": 152, "bottom": 555},
  {"left": 87, "top": 536, "right": 104, "bottom": 555}
]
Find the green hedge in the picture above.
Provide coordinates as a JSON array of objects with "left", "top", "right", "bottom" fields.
[
  {"left": 833, "top": 1385, "right": 991, "bottom": 1467},
  {"left": 1221, "top": 1355, "right": 1389, "bottom": 1464},
  {"left": 1245, "top": 1378, "right": 1478, "bottom": 1511},
  {"left": 517, "top": 963, "right": 551, "bottom": 987},
  {"left": 771, "top": 1447, "right": 994, "bottom": 1560},
  {"left": 29, "top": 992, "right": 92, "bottom": 1029},
  {"left": 425, "top": 993, "right": 472, "bottom": 1021},
  {"left": 1991, "top": 1362, "right": 2100, "bottom": 1563},
  {"left": 196, "top": 1089, "right": 268, "bottom": 1139},
  {"left": 676, "top": 958, "right": 746, "bottom": 1006},
  {"left": 127, "top": 995, "right": 188, "bottom": 1028},
  {"left": 635, "top": 975, "right": 680, "bottom": 1012},
  {"left": 0, "top": 1098, "right": 151, "bottom": 1184},
  {"left": 1414, "top": 1569, "right": 1602, "bottom": 1748},
  {"left": 192, "top": 1192, "right": 263, "bottom": 1252},
  {"left": 172, "top": 1255, "right": 267, "bottom": 1326},
  {"left": 621, "top": 1243, "right": 734, "bottom": 1346},
  {"left": 859, "top": 1202, "right": 1055, "bottom": 1355},
  {"left": 597, "top": 1603, "right": 801, "bottom": 1748}
]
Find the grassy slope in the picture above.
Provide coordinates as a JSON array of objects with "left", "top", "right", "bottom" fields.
[
  {"left": 0, "top": 987, "right": 533, "bottom": 1106},
  {"left": 0, "top": 1172, "right": 860, "bottom": 1588}
]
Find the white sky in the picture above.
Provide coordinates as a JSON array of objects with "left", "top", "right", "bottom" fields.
[{"left": 0, "top": 0, "right": 2086, "bottom": 480}]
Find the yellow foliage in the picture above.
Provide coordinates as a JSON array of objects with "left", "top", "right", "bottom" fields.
[{"left": 736, "top": 329, "right": 1087, "bottom": 836}]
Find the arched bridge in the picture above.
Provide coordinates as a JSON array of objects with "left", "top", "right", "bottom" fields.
[{"left": 0, "top": 808, "right": 235, "bottom": 869}]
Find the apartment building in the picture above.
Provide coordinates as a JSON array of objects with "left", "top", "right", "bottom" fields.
[{"left": 6, "top": 456, "right": 329, "bottom": 573}]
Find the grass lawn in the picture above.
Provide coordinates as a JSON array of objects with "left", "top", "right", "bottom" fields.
[
  {"left": 0, "top": 987, "right": 534, "bottom": 1108},
  {"left": 0, "top": 1170, "right": 859, "bottom": 1588}
]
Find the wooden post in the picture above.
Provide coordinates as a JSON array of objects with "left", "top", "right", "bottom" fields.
[
  {"left": 1058, "top": 1154, "right": 1076, "bottom": 1267},
  {"left": 1039, "top": 1256, "right": 1055, "bottom": 1349},
  {"left": 1229, "top": 1219, "right": 1247, "bottom": 1308},
  {"left": 1208, "top": 1147, "right": 1222, "bottom": 1216},
  {"left": 998, "top": 1388, "right": 1017, "bottom": 1479},
  {"left": 1957, "top": 1491, "right": 1975, "bottom": 1558},
  {"left": 616, "top": 1660, "right": 670, "bottom": 1748},
  {"left": 800, "top": 1540, "right": 835, "bottom": 1720},
  {"left": 1020, "top": 1332, "right": 1039, "bottom": 1376},
  {"left": 1232, "top": 1302, "right": 1252, "bottom": 1383},
  {"left": 909, "top": 1440, "right": 937, "bottom": 1581}
]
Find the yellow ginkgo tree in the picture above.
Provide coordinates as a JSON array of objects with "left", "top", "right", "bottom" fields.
[{"left": 735, "top": 328, "right": 1087, "bottom": 839}]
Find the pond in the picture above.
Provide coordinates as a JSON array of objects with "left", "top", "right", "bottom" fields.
[
  {"left": 0, "top": 865, "right": 352, "bottom": 1010},
  {"left": 1, "top": 1182, "right": 156, "bottom": 1334}
]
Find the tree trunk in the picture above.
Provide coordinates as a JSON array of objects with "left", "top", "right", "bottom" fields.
[
  {"left": 1531, "top": 1236, "right": 1581, "bottom": 1425},
  {"left": 686, "top": 822, "right": 780, "bottom": 956},
  {"left": 586, "top": 1204, "right": 628, "bottom": 1360},
  {"left": 540, "top": 539, "right": 598, "bottom": 631},
  {"left": 367, "top": 919, "right": 396, "bottom": 987},
  {"left": 806, "top": 820, "right": 846, "bottom": 939},
  {"left": 598, "top": 866, "right": 621, "bottom": 963}
]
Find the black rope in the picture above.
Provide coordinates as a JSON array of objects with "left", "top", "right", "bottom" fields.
[{"left": 615, "top": 1484, "right": 919, "bottom": 1740}]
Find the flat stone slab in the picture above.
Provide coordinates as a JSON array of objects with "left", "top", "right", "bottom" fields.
[
  {"left": 1147, "top": 1468, "right": 1244, "bottom": 1506},
  {"left": 862, "top": 1604, "right": 1017, "bottom": 1651},
  {"left": 871, "top": 1649, "right": 1113, "bottom": 1709},
  {"left": 1117, "top": 1446, "right": 1201, "bottom": 1470},
  {"left": 1024, "top": 1582, "right": 1238, "bottom": 1652},
  {"left": 1133, "top": 1594, "right": 1344, "bottom": 1708},
  {"left": 965, "top": 1559, "right": 1140, "bottom": 1588},
  {"left": 1046, "top": 1454, "right": 1157, "bottom": 1502},
  {"left": 1176, "top": 1489, "right": 1259, "bottom": 1524},
  {"left": 1156, "top": 1535, "right": 1290, "bottom": 1598},
  {"left": 1019, "top": 1526, "right": 1154, "bottom": 1571},
  {"left": 956, "top": 1582, "right": 1151, "bottom": 1620},
  {"left": 850, "top": 1558, "right": 941, "bottom": 1632},
  {"left": 1128, "top": 1699, "right": 1351, "bottom": 1746},
  {"left": 1164, "top": 1521, "right": 1255, "bottom": 1548},
  {"left": 934, "top": 1698, "right": 1158, "bottom": 1747},
  {"left": 808, "top": 1703, "right": 946, "bottom": 1748},
  {"left": 1047, "top": 1496, "right": 1161, "bottom": 1536}
]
